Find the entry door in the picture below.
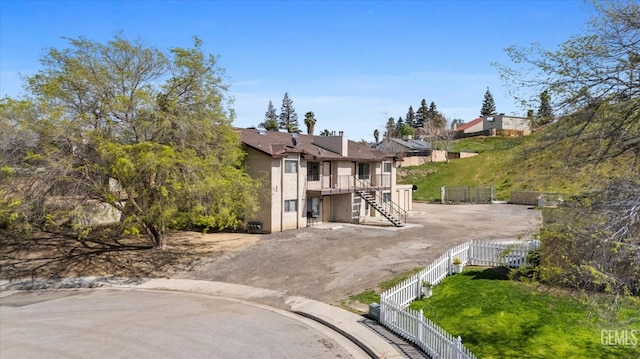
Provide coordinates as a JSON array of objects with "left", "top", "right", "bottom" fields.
[
  {"left": 322, "top": 196, "right": 331, "bottom": 222},
  {"left": 311, "top": 197, "right": 320, "bottom": 218},
  {"left": 322, "top": 161, "right": 332, "bottom": 188}
]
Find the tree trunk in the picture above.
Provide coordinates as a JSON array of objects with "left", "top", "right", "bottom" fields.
[{"left": 143, "top": 221, "right": 166, "bottom": 250}]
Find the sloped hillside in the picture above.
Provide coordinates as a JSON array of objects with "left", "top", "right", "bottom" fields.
[{"left": 399, "top": 131, "right": 634, "bottom": 202}]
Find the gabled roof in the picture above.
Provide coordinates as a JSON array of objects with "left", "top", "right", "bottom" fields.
[
  {"left": 375, "top": 138, "right": 431, "bottom": 151},
  {"left": 237, "top": 128, "right": 389, "bottom": 161},
  {"left": 456, "top": 117, "right": 483, "bottom": 131}
]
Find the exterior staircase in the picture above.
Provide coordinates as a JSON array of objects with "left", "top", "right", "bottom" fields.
[{"left": 356, "top": 190, "right": 406, "bottom": 227}]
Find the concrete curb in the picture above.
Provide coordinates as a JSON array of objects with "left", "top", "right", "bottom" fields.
[{"left": 1, "top": 277, "right": 406, "bottom": 359}]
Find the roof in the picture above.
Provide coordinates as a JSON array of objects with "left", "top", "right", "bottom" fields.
[
  {"left": 455, "top": 117, "right": 483, "bottom": 132},
  {"left": 236, "top": 128, "right": 389, "bottom": 161},
  {"left": 374, "top": 138, "right": 431, "bottom": 152}
]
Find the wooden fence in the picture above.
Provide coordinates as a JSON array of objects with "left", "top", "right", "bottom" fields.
[{"left": 379, "top": 240, "right": 539, "bottom": 359}]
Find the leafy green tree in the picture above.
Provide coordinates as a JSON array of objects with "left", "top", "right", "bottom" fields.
[
  {"left": 480, "top": 87, "right": 497, "bottom": 116},
  {"left": 11, "top": 35, "right": 260, "bottom": 249},
  {"left": 535, "top": 90, "right": 554, "bottom": 127},
  {"left": 279, "top": 92, "right": 299, "bottom": 133},
  {"left": 499, "top": 0, "right": 640, "bottom": 295},
  {"left": 397, "top": 123, "right": 415, "bottom": 137},
  {"left": 303, "top": 111, "right": 316, "bottom": 135},
  {"left": 319, "top": 129, "right": 331, "bottom": 136},
  {"left": 259, "top": 100, "right": 279, "bottom": 131},
  {"left": 500, "top": 0, "right": 639, "bottom": 163}
]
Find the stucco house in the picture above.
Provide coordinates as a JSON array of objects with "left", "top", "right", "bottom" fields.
[
  {"left": 482, "top": 115, "right": 531, "bottom": 136},
  {"left": 237, "top": 128, "right": 413, "bottom": 233},
  {"left": 454, "top": 115, "right": 531, "bottom": 137},
  {"left": 453, "top": 117, "right": 484, "bottom": 134}
]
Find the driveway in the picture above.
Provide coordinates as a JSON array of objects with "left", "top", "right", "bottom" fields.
[{"left": 179, "top": 203, "right": 542, "bottom": 306}]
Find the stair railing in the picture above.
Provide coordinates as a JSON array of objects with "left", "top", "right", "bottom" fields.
[{"left": 356, "top": 177, "right": 407, "bottom": 225}]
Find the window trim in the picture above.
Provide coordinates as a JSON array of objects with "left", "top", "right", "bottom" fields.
[
  {"left": 284, "top": 199, "right": 297, "bottom": 212},
  {"left": 307, "top": 162, "right": 320, "bottom": 181},
  {"left": 357, "top": 162, "right": 371, "bottom": 180},
  {"left": 284, "top": 160, "right": 298, "bottom": 174}
]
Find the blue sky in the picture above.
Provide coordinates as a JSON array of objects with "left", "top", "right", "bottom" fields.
[{"left": 1, "top": 0, "right": 591, "bottom": 141}]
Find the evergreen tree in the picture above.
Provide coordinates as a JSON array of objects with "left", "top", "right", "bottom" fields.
[
  {"left": 259, "top": 100, "right": 279, "bottom": 131},
  {"left": 405, "top": 106, "right": 416, "bottom": 128},
  {"left": 319, "top": 129, "right": 331, "bottom": 136},
  {"left": 427, "top": 102, "right": 438, "bottom": 120},
  {"left": 415, "top": 99, "right": 429, "bottom": 128},
  {"left": 303, "top": 111, "right": 317, "bottom": 135},
  {"left": 385, "top": 117, "right": 396, "bottom": 139},
  {"left": 480, "top": 87, "right": 497, "bottom": 116},
  {"left": 396, "top": 116, "right": 404, "bottom": 131},
  {"left": 535, "top": 90, "right": 554, "bottom": 127},
  {"left": 279, "top": 92, "right": 299, "bottom": 133}
]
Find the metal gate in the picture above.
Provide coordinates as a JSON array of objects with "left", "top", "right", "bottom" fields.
[{"left": 441, "top": 185, "right": 494, "bottom": 204}]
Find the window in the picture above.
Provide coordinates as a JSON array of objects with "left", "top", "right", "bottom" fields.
[
  {"left": 357, "top": 163, "right": 370, "bottom": 180},
  {"left": 284, "top": 199, "right": 297, "bottom": 212},
  {"left": 383, "top": 192, "right": 391, "bottom": 203},
  {"left": 383, "top": 161, "right": 392, "bottom": 173},
  {"left": 285, "top": 160, "right": 298, "bottom": 173},
  {"left": 307, "top": 162, "right": 320, "bottom": 181}
]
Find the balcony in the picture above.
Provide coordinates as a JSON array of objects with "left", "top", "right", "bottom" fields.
[{"left": 306, "top": 174, "right": 391, "bottom": 195}]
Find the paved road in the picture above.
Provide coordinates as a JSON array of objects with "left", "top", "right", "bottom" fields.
[{"left": 0, "top": 288, "right": 366, "bottom": 358}]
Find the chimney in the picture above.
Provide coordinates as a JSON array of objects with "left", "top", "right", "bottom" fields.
[{"left": 312, "top": 130, "right": 348, "bottom": 156}]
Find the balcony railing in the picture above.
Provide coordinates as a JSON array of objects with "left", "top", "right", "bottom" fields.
[{"left": 306, "top": 174, "right": 391, "bottom": 193}]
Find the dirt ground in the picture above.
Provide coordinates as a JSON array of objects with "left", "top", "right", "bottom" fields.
[
  {"left": 178, "top": 203, "right": 542, "bottom": 307},
  {"left": 1, "top": 203, "right": 541, "bottom": 308}
]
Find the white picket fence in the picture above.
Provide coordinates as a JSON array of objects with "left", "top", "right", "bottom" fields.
[{"left": 379, "top": 239, "right": 539, "bottom": 359}]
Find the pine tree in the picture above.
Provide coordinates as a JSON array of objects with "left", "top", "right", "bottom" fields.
[
  {"left": 279, "top": 92, "right": 299, "bottom": 133},
  {"left": 535, "top": 90, "right": 554, "bottom": 127},
  {"left": 405, "top": 106, "right": 416, "bottom": 129},
  {"left": 480, "top": 87, "right": 497, "bottom": 116},
  {"left": 415, "top": 99, "right": 428, "bottom": 128},
  {"left": 303, "top": 111, "right": 316, "bottom": 135},
  {"left": 395, "top": 116, "right": 404, "bottom": 136},
  {"left": 385, "top": 117, "right": 396, "bottom": 139},
  {"left": 259, "top": 100, "right": 279, "bottom": 131}
]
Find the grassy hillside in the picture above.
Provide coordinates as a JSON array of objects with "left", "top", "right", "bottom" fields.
[{"left": 399, "top": 132, "right": 633, "bottom": 202}]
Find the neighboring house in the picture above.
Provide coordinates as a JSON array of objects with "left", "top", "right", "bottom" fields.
[
  {"left": 453, "top": 117, "right": 484, "bottom": 134},
  {"left": 482, "top": 115, "right": 531, "bottom": 136},
  {"left": 454, "top": 115, "right": 531, "bottom": 137},
  {"left": 238, "top": 128, "right": 413, "bottom": 233},
  {"left": 372, "top": 136, "right": 477, "bottom": 166}
]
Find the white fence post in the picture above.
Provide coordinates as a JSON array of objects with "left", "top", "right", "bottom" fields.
[
  {"left": 418, "top": 309, "right": 424, "bottom": 348},
  {"left": 441, "top": 186, "right": 446, "bottom": 203},
  {"left": 455, "top": 336, "right": 463, "bottom": 359}
]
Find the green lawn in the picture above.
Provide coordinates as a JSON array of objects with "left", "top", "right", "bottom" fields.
[{"left": 408, "top": 267, "right": 640, "bottom": 359}]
